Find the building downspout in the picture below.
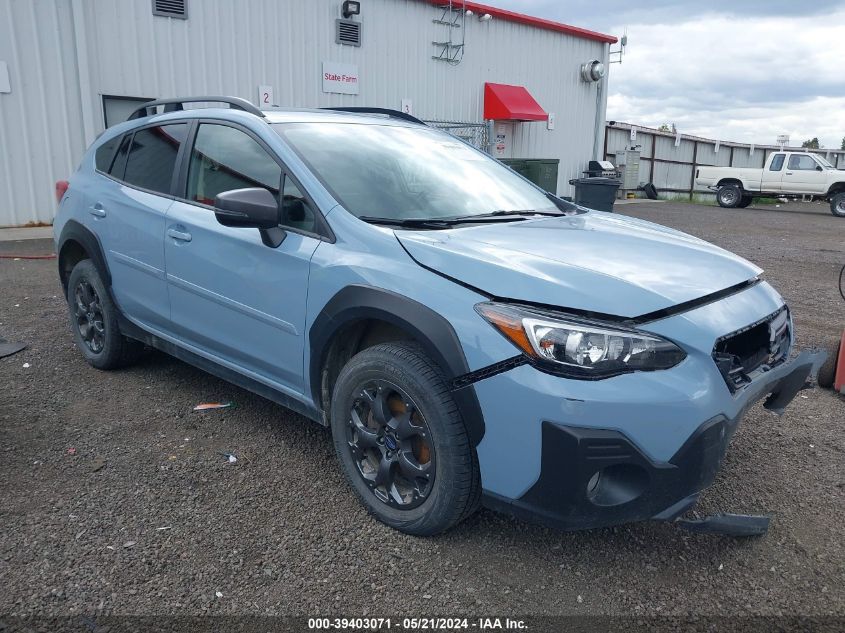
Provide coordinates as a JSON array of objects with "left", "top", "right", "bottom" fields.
[
  {"left": 70, "top": 0, "right": 97, "bottom": 145},
  {"left": 592, "top": 43, "right": 610, "bottom": 161}
]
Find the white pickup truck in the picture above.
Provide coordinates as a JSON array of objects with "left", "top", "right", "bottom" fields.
[{"left": 696, "top": 151, "right": 845, "bottom": 217}]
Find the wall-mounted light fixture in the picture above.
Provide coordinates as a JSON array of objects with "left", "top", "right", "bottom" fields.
[
  {"left": 342, "top": 0, "right": 361, "bottom": 19},
  {"left": 478, "top": 13, "right": 492, "bottom": 21}
]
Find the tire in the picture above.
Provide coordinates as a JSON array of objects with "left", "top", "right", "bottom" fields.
[
  {"left": 643, "top": 183, "right": 659, "bottom": 200},
  {"left": 738, "top": 195, "right": 753, "bottom": 208},
  {"left": 830, "top": 192, "right": 845, "bottom": 217},
  {"left": 717, "top": 183, "right": 743, "bottom": 208},
  {"left": 817, "top": 341, "right": 840, "bottom": 389},
  {"left": 330, "top": 341, "right": 481, "bottom": 536},
  {"left": 66, "top": 259, "right": 143, "bottom": 370}
]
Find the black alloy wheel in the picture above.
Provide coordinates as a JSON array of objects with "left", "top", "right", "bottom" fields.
[
  {"left": 330, "top": 341, "right": 481, "bottom": 535},
  {"left": 66, "top": 259, "right": 143, "bottom": 369},
  {"left": 347, "top": 380, "right": 435, "bottom": 509},
  {"left": 73, "top": 279, "right": 106, "bottom": 354}
]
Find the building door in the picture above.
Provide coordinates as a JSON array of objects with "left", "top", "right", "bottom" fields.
[{"left": 102, "top": 95, "right": 154, "bottom": 128}]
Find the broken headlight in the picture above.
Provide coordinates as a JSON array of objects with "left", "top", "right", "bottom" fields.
[{"left": 476, "top": 302, "right": 686, "bottom": 378}]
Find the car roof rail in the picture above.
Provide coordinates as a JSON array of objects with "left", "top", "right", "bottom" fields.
[
  {"left": 321, "top": 107, "right": 426, "bottom": 126},
  {"left": 128, "top": 96, "right": 265, "bottom": 121}
]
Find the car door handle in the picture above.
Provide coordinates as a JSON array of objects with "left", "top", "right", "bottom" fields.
[
  {"left": 167, "top": 228, "right": 192, "bottom": 242},
  {"left": 785, "top": 172, "right": 793, "bottom": 176},
  {"left": 89, "top": 204, "right": 106, "bottom": 218}
]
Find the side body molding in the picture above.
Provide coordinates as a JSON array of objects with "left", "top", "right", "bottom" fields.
[{"left": 309, "top": 285, "right": 486, "bottom": 446}]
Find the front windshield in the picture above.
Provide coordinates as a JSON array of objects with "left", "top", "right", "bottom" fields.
[
  {"left": 816, "top": 155, "right": 834, "bottom": 169},
  {"left": 274, "top": 122, "right": 560, "bottom": 220}
]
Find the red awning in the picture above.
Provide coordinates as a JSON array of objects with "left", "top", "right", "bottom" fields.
[{"left": 484, "top": 83, "right": 548, "bottom": 122}]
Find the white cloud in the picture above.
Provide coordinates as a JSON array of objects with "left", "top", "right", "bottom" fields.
[{"left": 605, "top": 10, "right": 845, "bottom": 148}]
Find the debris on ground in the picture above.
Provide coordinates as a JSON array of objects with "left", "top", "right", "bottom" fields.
[
  {"left": 220, "top": 452, "right": 238, "bottom": 464},
  {"left": 193, "top": 401, "right": 235, "bottom": 411},
  {"left": 66, "top": 447, "right": 77, "bottom": 455},
  {"left": 215, "top": 591, "right": 223, "bottom": 598},
  {"left": 90, "top": 457, "right": 107, "bottom": 472},
  {"left": 123, "top": 541, "right": 136, "bottom": 548},
  {"left": 22, "top": 362, "right": 30, "bottom": 368},
  {"left": 0, "top": 337, "right": 26, "bottom": 359}
]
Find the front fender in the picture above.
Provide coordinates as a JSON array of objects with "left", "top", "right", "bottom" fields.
[{"left": 309, "top": 284, "right": 487, "bottom": 446}]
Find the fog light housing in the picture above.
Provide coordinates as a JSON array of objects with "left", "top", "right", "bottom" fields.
[{"left": 586, "top": 463, "right": 649, "bottom": 507}]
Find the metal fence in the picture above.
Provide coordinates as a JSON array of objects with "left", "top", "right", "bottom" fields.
[
  {"left": 424, "top": 120, "right": 491, "bottom": 152},
  {"left": 604, "top": 122, "right": 845, "bottom": 199}
]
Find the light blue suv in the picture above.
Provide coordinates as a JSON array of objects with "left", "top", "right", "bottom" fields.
[{"left": 54, "top": 97, "right": 823, "bottom": 536}]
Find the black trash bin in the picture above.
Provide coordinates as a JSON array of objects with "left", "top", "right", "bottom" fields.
[{"left": 568, "top": 177, "right": 621, "bottom": 212}]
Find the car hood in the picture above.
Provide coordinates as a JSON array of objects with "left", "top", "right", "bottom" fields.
[{"left": 396, "top": 211, "right": 762, "bottom": 318}]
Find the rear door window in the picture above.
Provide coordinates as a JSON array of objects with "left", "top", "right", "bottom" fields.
[
  {"left": 769, "top": 154, "right": 785, "bottom": 171},
  {"left": 186, "top": 123, "right": 281, "bottom": 205},
  {"left": 122, "top": 123, "right": 188, "bottom": 194}
]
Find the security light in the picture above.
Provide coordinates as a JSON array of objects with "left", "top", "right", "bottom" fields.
[
  {"left": 342, "top": 0, "right": 360, "bottom": 19},
  {"left": 478, "top": 13, "right": 493, "bottom": 21}
]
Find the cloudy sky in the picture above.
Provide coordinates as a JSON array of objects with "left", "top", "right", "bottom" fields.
[{"left": 493, "top": 1, "right": 845, "bottom": 150}]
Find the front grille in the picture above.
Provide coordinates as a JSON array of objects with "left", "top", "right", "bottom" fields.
[{"left": 713, "top": 306, "right": 790, "bottom": 392}]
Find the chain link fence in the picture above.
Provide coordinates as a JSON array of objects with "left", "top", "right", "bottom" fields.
[{"left": 424, "top": 120, "right": 491, "bottom": 153}]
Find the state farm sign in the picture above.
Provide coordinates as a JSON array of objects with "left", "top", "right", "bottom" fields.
[{"left": 322, "top": 62, "right": 359, "bottom": 95}]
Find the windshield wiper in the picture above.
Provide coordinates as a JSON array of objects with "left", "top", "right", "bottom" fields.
[
  {"left": 359, "top": 215, "right": 527, "bottom": 229},
  {"left": 483, "top": 209, "right": 565, "bottom": 217},
  {"left": 359, "top": 216, "right": 460, "bottom": 229}
]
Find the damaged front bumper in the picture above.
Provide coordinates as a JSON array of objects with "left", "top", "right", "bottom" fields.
[{"left": 481, "top": 348, "right": 827, "bottom": 535}]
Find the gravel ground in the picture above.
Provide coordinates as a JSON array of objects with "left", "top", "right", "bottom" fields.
[{"left": 0, "top": 201, "right": 843, "bottom": 623}]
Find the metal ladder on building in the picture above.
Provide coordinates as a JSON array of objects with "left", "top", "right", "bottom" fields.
[{"left": 432, "top": 1, "right": 465, "bottom": 65}]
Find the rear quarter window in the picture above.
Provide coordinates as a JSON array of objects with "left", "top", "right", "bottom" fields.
[{"left": 94, "top": 135, "right": 121, "bottom": 173}]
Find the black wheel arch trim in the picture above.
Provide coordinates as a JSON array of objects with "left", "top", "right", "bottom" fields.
[
  {"left": 309, "top": 284, "right": 486, "bottom": 446},
  {"left": 57, "top": 220, "right": 112, "bottom": 296}
]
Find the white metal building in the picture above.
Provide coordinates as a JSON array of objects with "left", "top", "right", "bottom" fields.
[{"left": 0, "top": 0, "right": 616, "bottom": 227}]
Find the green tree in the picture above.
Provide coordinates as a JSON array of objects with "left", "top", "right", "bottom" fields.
[
  {"left": 801, "top": 137, "right": 821, "bottom": 149},
  {"left": 840, "top": 136, "right": 845, "bottom": 150},
  {"left": 657, "top": 124, "right": 671, "bottom": 132}
]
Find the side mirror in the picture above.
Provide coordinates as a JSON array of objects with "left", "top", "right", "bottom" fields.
[
  {"left": 816, "top": 165, "right": 824, "bottom": 171},
  {"left": 214, "top": 188, "right": 280, "bottom": 230}
]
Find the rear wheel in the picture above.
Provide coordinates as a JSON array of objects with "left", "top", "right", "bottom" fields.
[
  {"left": 330, "top": 342, "right": 480, "bottom": 535},
  {"left": 830, "top": 192, "right": 845, "bottom": 217},
  {"left": 717, "top": 184, "right": 742, "bottom": 208},
  {"left": 66, "top": 259, "right": 143, "bottom": 370}
]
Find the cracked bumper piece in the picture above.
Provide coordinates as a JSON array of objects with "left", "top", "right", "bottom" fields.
[{"left": 482, "top": 349, "right": 826, "bottom": 531}]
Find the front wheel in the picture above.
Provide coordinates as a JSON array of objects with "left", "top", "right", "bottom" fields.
[
  {"left": 330, "top": 342, "right": 480, "bottom": 535},
  {"left": 830, "top": 192, "right": 845, "bottom": 217},
  {"left": 717, "top": 184, "right": 742, "bottom": 208},
  {"left": 738, "top": 195, "right": 753, "bottom": 208}
]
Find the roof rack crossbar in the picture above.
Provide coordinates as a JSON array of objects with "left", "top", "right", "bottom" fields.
[
  {"left": 128, "top": 96, "right": 265, "bottom": 121},
  {"left": 321, "top": 107, "right": 426, "bottom": 126}
]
